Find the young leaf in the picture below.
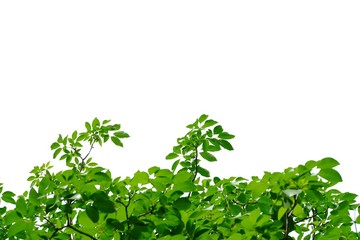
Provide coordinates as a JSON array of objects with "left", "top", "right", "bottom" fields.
[
  {"left": 171, "top": 159, "right": 180, "bottom": 172},
  {"left": 202, "top": 119, "right": 218, "bottom": 129},
  {"left": 57, "top": 134, "right": 63, "bottom": 143},
  {"left": 103, "top": 134, "right": 109, "bottom": 142},
  {"left": 198, "top": 166, "right": 210, "bottom": 177},
  {"left": 318, "top": 169, "right": 342, "bottom": 183},
  {"left": 77, "top": 133, "right": 87, "bottom": 141},
  {"left": 199, "top": 114, "right": 208, "bottom": 123},
  {"left": 7, "top": 220, "right": 28, "bottom": 238},
  {"left": 114, "top": 131, "right": 130, "bottom": 138},
  {"left": 218, "top": 132, "right": 235, "bottom": 139},
  {"left": 85, "top": 122, "right": 91, "bottom": 131},
  {"left": 2, "top": 191, "right": 16, "bottom": 204},
  {"left": 277, "top": 207, "right": 287, "bottom": 220},
  {"left": 148, "top": 166, "right": 160, "bottom": 175},
  {"left": 50, "top": 142, "right": 60, "bottom": 150},
  {"left": 112, "top": 124, "right": 121, "bottom": 130},
  {"left": 132, "top": 171, "right": 149, "bottom": 185},
  {"left": 102, "top": 119, "right": 111, "bottom": 125},
  {"left": 317, "top": 157, "right": 340, "bottom": 169},
  {"left": 214, "top": 125, "right": 223, "bottom": 134},
  {"left": 72, "top": 130, "right": 78, "bottom": 140},
  {"left": 219, "top": 139, "right": 234, "bottom": 150},
  {"left": 166, "top": 153, "right": 179, "bottom": 160},
  {"left": 172, "top": 181, "right": 196, "bottom": 192},
  {"left": 200, "top": 151, "right": 217, "bottom": 162},
  {"left": 111, "top": 136, "right": 123, "bottom": 147},
  {"left": 15, "top": 197, "right": 27, "bottom": 217},
  {"left": 92, "top": 118, "right": 100, "bottom": 129}
]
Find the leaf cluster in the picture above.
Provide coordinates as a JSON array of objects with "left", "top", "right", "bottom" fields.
[{"left": 0, "top": 115, "right": 359, "bottom": 239}]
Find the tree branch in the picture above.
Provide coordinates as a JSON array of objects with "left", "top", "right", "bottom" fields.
[
  {"left": 191, "top": 145, "right": 199, "bottom": 183},
  {"left": 67, "top": 225, "right": 97, "bottom": 240},
  {"left": 79, "top": 142, "right": 95, "bottom": 172}
]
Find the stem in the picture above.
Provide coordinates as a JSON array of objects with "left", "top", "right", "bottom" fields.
[
  {"left": 45, "top": 201, "right": 97, "bottom": 240},
  {"left": 188, "top": 145, "right": 199, "bottom": 198},
  {"left": 118, "top": 194, "right": 134, "bottom": 240},
  {"left": 284, "top": 195, "right": 298, "bottom": 240},
  {"left": 79, "top": 142, "right": 95, "bottom": 172},
  {"left": 191, "top": 146, "right": 199, "bottom": 182},
  {"left": 67, "top": 225, "right": 97, "bottom": 240},
  {"left": 294, "top": 208, "right": 328, "bottom": 224}
]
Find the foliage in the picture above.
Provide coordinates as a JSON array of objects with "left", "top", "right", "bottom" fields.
[{"left": 0, "top": 115, "right": 359, "bottom": 239}]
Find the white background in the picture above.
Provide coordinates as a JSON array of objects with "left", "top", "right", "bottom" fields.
[{"left": 0, "top": 1, "right": 359, "bottom": 200}]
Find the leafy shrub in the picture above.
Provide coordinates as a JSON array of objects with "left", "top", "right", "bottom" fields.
[{"left": 0, "top": 115, "right": 359, "bottom": 239}]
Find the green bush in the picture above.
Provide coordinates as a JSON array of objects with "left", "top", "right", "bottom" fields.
[{"left": 0, "top": 115, "right": 359, "bottom": 239}]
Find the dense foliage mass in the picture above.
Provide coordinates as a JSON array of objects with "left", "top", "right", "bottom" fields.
[{"left": 0, "top": 115, "right": 359, "bottom": 239}]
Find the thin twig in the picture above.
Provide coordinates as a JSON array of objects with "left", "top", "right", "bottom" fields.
[{"left": 79, "top": 142, "right": 95, "bottom": 172}]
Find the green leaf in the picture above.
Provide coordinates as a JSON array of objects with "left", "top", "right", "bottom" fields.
[
  {"left": 278, "top": 207, "right": 287, "bottom": 220},
  {"left": 94, "top": 200, "right": 116, "bottom": 213},
  {"left": 90, "top": 191, "right": 109, "bottom": 202},
  {"left": 292, "top": 204, "right": 306, "bottom": 218},
  {"left": 2, "top": 191, "right": 16, "bottom": 204},
  {"left": 112, "top": 124, "right": 121, "bottom": 130},
  {"left": 229, "top": 204, "right": 241, "bottom": 215},
  {"left": 172, "top": 159, "right": 180, "bottom": 171},
  {"left": 16, "top": 197, "right": 27, "bottom": 217},
  {"left": 92, "top": 118, "right": 100, "bottom": 129},
  {"left": 228, "top": 233, "right": 243, "bottom": 240},
  {"left": 218, "top": 139, "right": 234, "bottom": 150},
  {"left": 173, "top": 145, "right": 181, "bottom": 154},
  {"left": 198, "top": 166, "right": 210, "bottom": 177},
  {"left": 148, "top": 166, "right": 160, "bottom": 175},
  {"left": 86, "top": 205, "right": 99, "bottom": 223},
  {"left": 214, "top": 125, "right": 223, "bottom": 134},
  {"left": 103, "top": 134, "right": 109, "bottom": 142},
  {"left": 106, "top": 218, "right": 123, "bottom": 231},
  {"left": 77, "top": 133, "right": 87, "bottom": 141},
  {"left": 200, "top": 151, "right": 217, "bottom": 162},
  {"left": 166, "top": 153, "right": 179, "bottom": 160},
  {"left": 50, "top": 142, "right": 60, "bottom": 150},
  {"left": 305, "top": 160, "right": 317, "bottom": 169},
  {"left": 218, "top": 132, "right": 235, "bottom": 139},
  {"left": 202, "top": 119, "right": 218, "bottom": 128},
  {"left": 173, "top": 181, "right": 196, "bottom": 192},
  {"left": 317, "top": 157, "right": 340, "bottom": 169},
  {"left": 53, "top": 148, "right": 62, "bottom": 159},
  {"left": 114, "top": 131, "right": 130, "bottom": 138},
  {"left": 318, "top": 169, "right": 342, "bottom": 183},
  {"left": 132, "top": 171, "right": 149, "bottom": 185},
  {"left": 249, "top": 208, "right": 261, "bottom": 224},
  {"left": 173, "top": 171, "right": 192, "bottom": 184},
  {"left": 57, "top": 134, "right": 63, "bottom": 143},
  {"left": 102, "top": 119, "right": 111, "bottom": 125},
  {"left": 71, "top": 130, "right": 78, "bottom": 140},
  {"left": 173, "top": 198, "right": 191, "bottom": 210},
  {"left": 199, "top": 114, "right": 208, "bottom": 123},
  {"left": 94, "top": 172, "right": 112, "bottom": 182},
  {"left": 29, "top": 188, "right": 39, "bottom": 206},
  {"left": 111, "top": 136, "right": 123, "bottom": 147},
  {"left": 4, "top": 210, "right": 21, "bottom": 224},
  {"left": 0, "top": 206, "right": 6, "bottom": 215},
  {"left": 85, "top": 122, "right": 91, "bottom": 131},
  {"left": 8, "top": 220, "right": 28, "bottom": 237}
]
